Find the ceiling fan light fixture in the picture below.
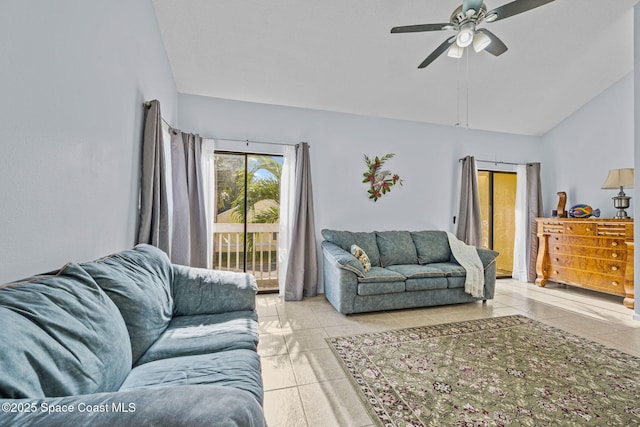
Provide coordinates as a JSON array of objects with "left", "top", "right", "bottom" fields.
[
  {"left": 472, "top": 30, "right": 491, "bottom": 52},
  {"left": 447, "top": 42, "right": 464, "bottom": 59},
  {"left": 456, "top": 22, "right": 475, "bottom": 47}
]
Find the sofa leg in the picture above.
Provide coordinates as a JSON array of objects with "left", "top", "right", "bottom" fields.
[{"left": 482, "top": 299, "right": 487, "bottom": 304}]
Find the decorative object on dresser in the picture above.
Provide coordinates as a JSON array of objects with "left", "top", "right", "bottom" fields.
[
  {"left": 535, "top": 218, "right": 634, "bottom": 309},
  {"left": 601, "top": 168, "right": 634, "bottom": 219},
  {"left": 568, "top": 204, "right": 600, "bottom": 218},
  {"left": 556, "top": 191, "right": 567, "bottom": 217}
]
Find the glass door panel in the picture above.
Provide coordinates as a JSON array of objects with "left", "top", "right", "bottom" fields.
[
  {"left": 478, "top": 171, "right": 517, "bottom": 278},
  {"left": 212, "top": 152, "right": 282, "bottom": 292},
  {"left": 213, "top": 153, "right": 246, "bottom": 274}
]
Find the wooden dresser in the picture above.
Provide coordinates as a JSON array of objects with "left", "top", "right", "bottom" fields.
[{"left": 535, "top": 218, "right": 634, "bottom": 309}]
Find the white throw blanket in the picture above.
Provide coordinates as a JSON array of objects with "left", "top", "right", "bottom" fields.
[{"left": 446, "top": 232, "right": 485, "bottom": 298}]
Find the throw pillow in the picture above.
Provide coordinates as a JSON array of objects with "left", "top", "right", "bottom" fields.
[{"left": 350, "top": 244, "right": 371, "bottom": 272}]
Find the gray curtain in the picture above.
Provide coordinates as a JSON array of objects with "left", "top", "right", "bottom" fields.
[
  {"left": 136, "top": 100, "right": 170, "bottom": 254},
  {"left": 170, "top": 130, "right": 208, "bottom": 268},
  {"left": 526, "top": 163, "right": 543, "bottom": 282},
  {"left": 284, "top": 142, "right": 318, "bottom": 301},
  {"left": 456, "top": 155, "right": 482, "bottom": 246}
]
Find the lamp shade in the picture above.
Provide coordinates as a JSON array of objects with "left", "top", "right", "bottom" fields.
[
  {"left": 601, "top": 168, "right": 634, "bottom": 189},
  {"left": 447, "top": 42, "right": 464, "bottom": 58},
  {"left": 473, "top": 30, "right": 491, "bottom": 53}
]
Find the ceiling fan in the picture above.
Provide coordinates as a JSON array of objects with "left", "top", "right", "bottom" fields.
[{"left": 391, "top": 0, "right": 556, "bottom": 68}]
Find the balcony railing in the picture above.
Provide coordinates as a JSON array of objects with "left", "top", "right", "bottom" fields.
[{"left": 212, "top": 223, "right": 279, "bottom": 291}]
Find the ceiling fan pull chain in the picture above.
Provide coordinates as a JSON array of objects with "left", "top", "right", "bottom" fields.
[
  {"left": 466, "top": 48, "right": 470, "bottom": 129},
  {"left": 456, "top": 55, "right": 461, "bottom": 127}
]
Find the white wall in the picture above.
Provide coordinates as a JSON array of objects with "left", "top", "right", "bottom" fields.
[
  {"left": 0, "top": 0, "right": 177, "bottom": 283},
  {"left": 179, "top": 94, "right": 542, "bottom": 233},
  {"left": 541, "top": 73, "right": 635, "bottom": 218}
]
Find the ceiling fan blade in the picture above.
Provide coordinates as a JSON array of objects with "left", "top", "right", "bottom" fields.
[
  {"left": 391, "top": 23, "right": 451, "bottom": 33},
  {"left": 485, "top": 0, "right": 555, "bottom": 22},
  {"left": 418, "top": 37, "right": 456, "bottom": 69},
  {"left": 477, "top": 28, "right": 508, "bottom": 56},
  {"left": 463, "top": 0, "right": 485, "bottom": 15}
]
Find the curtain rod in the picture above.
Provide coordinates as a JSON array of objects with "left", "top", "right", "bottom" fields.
[
  {"left": 208, "top": 137, "right": 300, "bottom": 147},
  {"left": 458, "top": 158, "right": 524, "bottom": 166},
  {"left": 144, "top": 101, "right": 301, "bottom": 148}
]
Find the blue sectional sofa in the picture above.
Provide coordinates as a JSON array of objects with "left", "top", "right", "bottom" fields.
[
  {"left": 0, "top": 244, "right": 264, "bottom": 427},
  {"left": 321, "top": 230, "right": 499, "bottom": 314}
]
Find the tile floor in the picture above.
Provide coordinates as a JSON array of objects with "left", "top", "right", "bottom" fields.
[{"left": 256, "top": 279, "right": 640, "bottom": 426}]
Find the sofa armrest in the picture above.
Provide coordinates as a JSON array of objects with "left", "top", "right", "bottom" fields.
[
  {"left": 476, "top": 248, "right": 499, "bottom": 270},
  {"left": 0, "top": 385, "right": 265, "bottom": 427},
  {"left": 321, "top": 241, "right": 365, "bottom": 277},
  {"left": 322, "top": 242, "right": 359, "bottom": 314},
  {"left": 171, "top": 265, "right": 257, "bottom": 316}
]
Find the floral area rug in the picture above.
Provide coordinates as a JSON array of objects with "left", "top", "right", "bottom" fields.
[{"left": 327, "top": 315, "right": 640, "bottom": 426}]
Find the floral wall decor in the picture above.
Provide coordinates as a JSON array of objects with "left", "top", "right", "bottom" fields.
[{"left": 362, "top": 153, "right": 403, "bottom": 202}]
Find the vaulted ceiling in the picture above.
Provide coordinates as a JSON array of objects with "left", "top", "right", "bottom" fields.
[{"left": 152, "top": 0, "right": 638, "bottom": 136}]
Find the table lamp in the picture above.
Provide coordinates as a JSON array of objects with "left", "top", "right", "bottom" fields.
[{"left": 601, "top": 168, "right": 634, "bottom": 219}]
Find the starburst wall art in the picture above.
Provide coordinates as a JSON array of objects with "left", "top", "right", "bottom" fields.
[{"left": 362, "top": 153, "right": 403, "bottom": 202}]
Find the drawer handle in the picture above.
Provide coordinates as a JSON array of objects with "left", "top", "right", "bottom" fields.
[
  {"left": 612, "top": 281, "right": 619, "bottom": 286},
  {"left": 553, "top": 270, "right": 559, "bottom": 275},
  {"left": 611, "top": 266, "right": 619, "bottom": 271},
  {"left": 554, "top": 258, "right": 560, "bottom": 262},
  {"left": 611, "top": 253, "right": 618, "bottom": 258},
  {"left": 586, "top": 228, "right": 592, "bottom": 232},
  {"left": 555, "top": 247, "right": 560, "bottom": 251},
  {"left": 567, "top": 226, "right": 572, "bottom": 230},
  {"left": 612, "top": 242, "right": 618, "bottom": 247},
  {"left": 554, "top": 237, "right": 560, "bottom": 241}
]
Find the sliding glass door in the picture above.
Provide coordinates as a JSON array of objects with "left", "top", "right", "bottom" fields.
[
  {"left": 478, "top": 170, "right": 517, "bottom": 278},
  {"left": 212, "top": 152, "right": 283, "bottom": 292}
]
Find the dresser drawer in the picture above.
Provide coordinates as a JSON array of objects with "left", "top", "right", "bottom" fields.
[
  {"left": 547, "top": 235, "right": 625, "bottom": 250},
  {"left": 540, "top": 221, "right": 564, "bottom": 234},
  {"left": 548, "top": 256, "right": 625, "bottom": 277},
  {"left": 564, "top": 222, "right": 595, "bottom": 236},
  {"left": 547, "top": 266, "right": 626, "bottom": 296},
  {"left": 595, "top": 222, "right": 631, "bottom": 238},
  {"left": 548, "top": 243, "right": 626, "bottom": 261}
]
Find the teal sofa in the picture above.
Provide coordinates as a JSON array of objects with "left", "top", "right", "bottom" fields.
[
  {"left": 0, "top": 244, "right": 264, "bottom": 427},
  {"left": 321, "top": 230, "right": 499, "bottom": 314}
]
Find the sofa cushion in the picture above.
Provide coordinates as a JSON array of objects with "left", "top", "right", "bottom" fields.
[
  {"left": 356, "top": 266, "right": 406, "bottom": 283},
  {"left": 0, "top": 263, "right": 131, "bottom": 398},
  {"left": 429, "top": 262, "right": 467, "bottom": 277},
  {"left": 136, "top": 311, "right": 259, "bottom": 366},
  {"left": 120, "top": 349, "right": 264, "bottom": 405},
  {"left": 385, "top": 264, "right": 446, "bottom": 279},
  {"left": 376, "top": 231, "right": 418, "bottom": 267},
  {"left": 81, "top": 244, "right": 173, "bottom": 364},
  {"left": 321, "top": 229, "right": 381, "bottom": 266},
  {"left": 411, "top": 231, "right": 452, "bottom": 264},
  {"left": 356, "top": 267, "right": 406, "bottom": 295},
  {"left": 357, "top": 281, "right": 406, "bottom": 296},
  {"left": 405, "top": 277, "right": 449, "bottom": 291},
  {"left": 447, "top": 276, "right": 466, "bottom": 289}
]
